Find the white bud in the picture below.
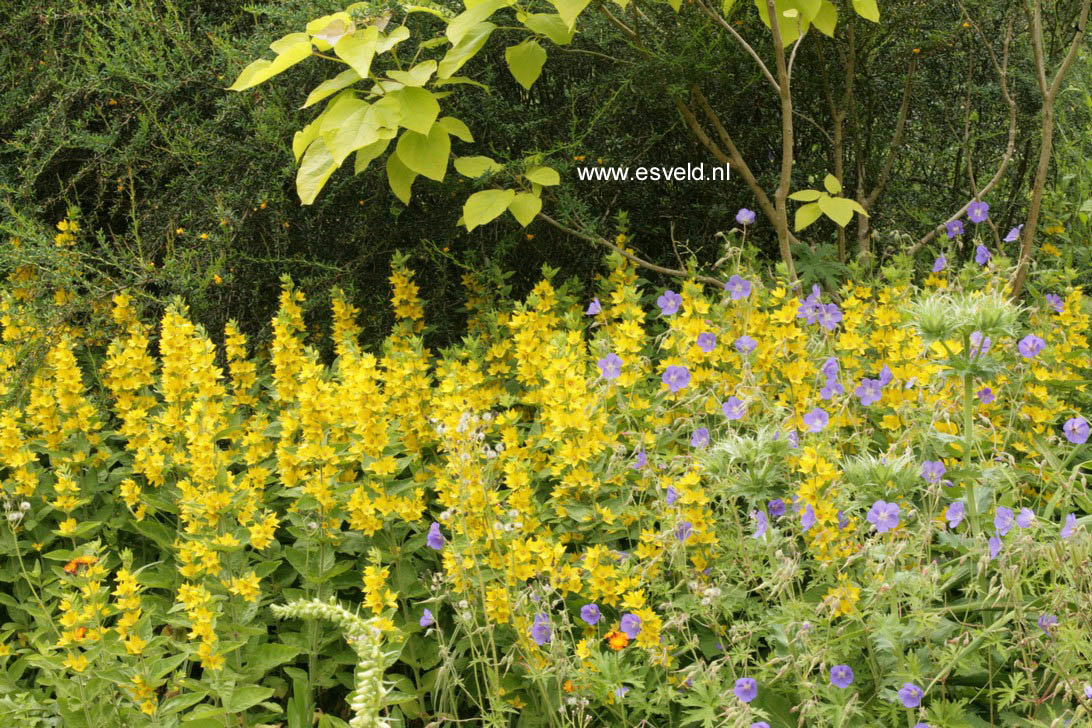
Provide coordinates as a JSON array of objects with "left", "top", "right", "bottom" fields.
[{"left": 19, "top": 501, "right": 30, "bottom": 511}]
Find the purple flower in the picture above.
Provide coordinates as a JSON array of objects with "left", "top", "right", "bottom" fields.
[
  {"left": 968, "top": 200, "right": 989, "bottom": 223},
  {"left": 752, "top": 509, "right": 768, "bottom": 538},
  {"left": 914, "top": 724, "right": 930, "bottom": 728},
  {"left": 898, "top": 683, "right": 924, "bottom": 708},
  {"left": 838, "top": 510, "right": 849, "bottom": 529},
  {"left": 768, "top": 499, "right": 786, "bottom": 519},
  {"left": 821, "top": 357, "right": 840, "bottom": 378},
  {"left": 657, "top": 290, "right": 682, "bottom": 316},
  {"left": 1016, "top": 508, "right": 1034, "bottom": 528},
  {"left": 697, "top": 332, "right": 717, "bottom": 353},
  {"left": 676, "top": 521, "right": 693, "bottom": 542},
  {"left": 945, "top": 220, "right": 964, "bottom": 238},
  {"left": 977, "top": 387, "right": 994, "bottom": 403},
  {"left": 975, "top": 245, "right": 991, "bottom": 265},
  {"left": 855, "top": 378, "right": 883, "bottom": 406},
  {"left": 989, "top": 534, "right": 1002, "bottom": 559},
  {"left": 788, "top": 430, "right": 799, "bottom": 448},
  {"left": 921, "top": 460, "right": 946, "bottom": 484},
  {"left": 1064, "top": 417, "right": 1089, "bottom": 444},
  {"left": 586, "top": 297, "right": 601, "bottom": 316},
  {"left": 598, "top": 353, "right": 622, "bottom": 381},
  {"left": 632, "top": 449, "right": 647, "bottom": 469},
  {"left": 427, "top": 522, "right": 445, "bottom": 550},
  {"left": 818, "top": 304, "right": 843, "bottom": 331},
  {"left": 803, "top": 407, "right": 829, "bottom": 433},
  {"left": 1018, "top": 334, "right": 1045, "bottom": 358},
  {"left": 994, "top": 506, "right": 1014, "bottom": 536},
  {"left": 969, "top": 331, "right": 991, "bottom": 357},
  {"left": 820, "top": 378, "right": 845, "bottom": 400},
  {"left": 620, "top": 613, "right": 641, "bottom": 639},
  {"left": 867, "top": 500, "right": 900, "bottom": 533},
  {"left": 878, "top": 365, "right": 893, "bottom": 386},
  {"left": 722, "top": 397, "right": 747, "bottom": 420},
  {"left": 691, "top": 427, "right": 710, "bottom": 449},
  {"left": 802, "top": 504, "right": 817, "bottom": 531},
  {"left": 734, "top": 677, "right": 757, "bottom": 703},
  {"left": 614, "top": 685, "right": 629, "bottom": 698},
  {"left": 830, "top": 664, "right": 854, "bottom": 688},
  {"left": 1046, "top": 293, "right": 1064, "bottom": 314},
  {"left": 725, "top": 275, "right": 752, "bottom": 301},
  {"left": 1084, "top": 685, "right": 1092, "bottom": 700},
  {"left": 580, "top": 603, "right": 601, "bottom": 625},
  {"left": 933, "top": 254, "right": 948, "bottom": 272},
  {"left": 531, "top": 612, "right": 551, "bottom": 646},
  {"left": 1038, "top": 614, "right": 1058, "bottom": 636},
  {"left": 663, "top": 365, "right": 691, "bottom": 393},
  {"left": 1061, "top": 513, "right": 1077, "bottom": 539},
  {"left": 751, "top": 723, "right": 770, "bottom": 728},
  {"left": 736, "top": 208, "right": 756, "bottom": 225},
  {"left": 735, "top": 335, "right": 757, "bottom": 354},
  {"left": 946, "top": 501, "right": 965, "bottom": 528},
  {"left": 1004, "top": 224, "right": 1024, "bottom": 242},
  {"left": 797, "top": 285, "right": 824, "bottom": 324},
  {"left": 666, "top": 486, "right": 679, "bottom": 505},
  {"left": 420, "top": 608, "right": 435, "bottom": 627}
]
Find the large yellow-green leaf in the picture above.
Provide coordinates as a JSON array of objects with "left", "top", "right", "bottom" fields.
[
  {"left": 293, "top": 118, "right": 321, "bottom": 163},
  {"left": 788, "top": 189, "right": 822, "bottom": 201},
  {"left": 447, "top": 0, "right": 510, "bottom": 45},
  {"left": 376, "top": 26, "right": 411, "bottom": 54},
  {"left": 365, "top": 95, "right": 403, "bottom": 131},
  {"left": 753, "top": 0, "right": 812, "bottom": 47},
  {"left": 438, "top": 116, "right": 474, "bottom": 142},
  {"left": 549, "top": 0, "right": 592, "bottom": 29},
  {"left": 823, "top": 173, "right": 842, "bottom": 195},
  {"left": 794, "top": 201, "right": 822, "bottom": 231},
  {"left": 297, "top": 138, "right": 338, "bottom": 205},
  {"left": 309, "top": 15, "right": 354, "bottom": 49},
  {"left": 812, "top": 0, "right": 837, "bottom": 36},
  {"left": 434, "top": 76, "right": 491, "bottom": 90},
  {"left": 388, "top": 87, "right": 440, "bottom": 135},
  {"left": 504, "top": 39, "right": 547, "bottom": 90},
  {"left": 302, "top": 68, "right": 362, "bottom": 109},
  {"left": 386, "top": 151, "right": 417, "bottom": 205},
  {"left": 851, "top": 0, "right": 879, "bottom": 22},
  {"left": 524, "top": 166, "right": 559, "bottom": 186},
  {"left": 306, "top": 12, "right": 352, "bottom": 36},
  {"left": 228, "top": 36, "right": 313, "bottom": 91},
  {"left": 508, "top": 192, "right": 542, "bottom": 226},
  {"left": 326, "top": 104, "right": 381, "bottom": 166},
  {"left": 388, "top": 60, "right": 437, "bottom": 87},
  {"left": 335, "top": 26, "right": 379, "bottom": 78},
  {"left": 354, "top": 138, "right": 391, "bottom": 175},
  {"left": 319, "top": 94, "right": 366, "bottom": 137},
  {"left": 518, "top": 12, "right": 575, "bottom": 45},
  {"left": 438, "top": 22, "right": 496, "bottom": 78},
  {"left": 818, "top": 195, "right": 855, "bottom": 227},
  {"left": 454, "top": 156, "right": 503, "bottom": 177},
  {"left": 396, "top": 125, "right": 451, "bottom": 182},
  {"left": 464, "top": 189, "right": 516, "bottom": 231}
]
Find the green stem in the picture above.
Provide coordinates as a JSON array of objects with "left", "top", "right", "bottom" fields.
[{"left": 962, "top": 371, "right": 981, "bottom": 539}]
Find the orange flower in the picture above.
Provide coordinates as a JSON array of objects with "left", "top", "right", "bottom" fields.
[
  {"left": 563, "top": 680, "right": 575, "bottom": 692},
  {"left": 63, "top": 555, "right": 97, "bottom": 575},
  {"left": 605, "top": 630, "right": 630, "bottom": 650}
]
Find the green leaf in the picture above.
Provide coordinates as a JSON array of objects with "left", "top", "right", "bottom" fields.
[
  {"left": 851, "top": 0, "right": 880, "bottom": 22},
  {"left": 434, "top": 76, "right": 491, "bottom": 90},
  {"left": 818, "top": 195, "right": 855, "bottom": 227},
  {"left": 334, "top": 26, "right": 380, "bottom": 78},
  {"left": 297, "top": 138, "right": 338, "bottom": 205},
  {"left": 376, "top": 26, "right": 411, "bottom": 54},
  {"left": 388, "top": 60, "right": 437, "bottom": 87},
  {"left": 245, "top": 644, "right": 301, "bottom": 675},
  {"left": 788, "top": 189, "right": 822, "bottom": 201},
  {"left": 303, "top": 68, "right": 362, "bottom": 108},
  {"left": 447, "top": 0, "right": 510, "bottom": 45},
  {"left": 454, "top": 155, "right": 504, "bottom": 177},
  {"left": 519, "top": 12, "right": 575, "bottom": 45},
  {"left": 387, "top": 151, "right": 418, "bottom": 204},
  {"left": 324, "top": 101, "right": 381, "bottom": 166},
  {"left": 524, "top": 166, "right": 559, "bottom": 185},
  {"left": 306, "top": 13, "right": 353, "bottom": 36},
  {"left": 292, "top": 119, "right": 321, "bottom": 164},
  {"left": 505, "top": 39, "right": 548, "bottom": 90},
  {"left": 438, "top": 22, "right": 496, "bottom": 78},
  {"left": 823, "top": 173, "right": 842, "bottom": 195},
  {"left": 666, "top": 0, "right": 682, "bottom": 10},
  {"left": 508, "top": 192, "right": 542, "bottom": 226},
  {"left": 355, "top": 138, "right": 391, "bottom": 174},
  {"left": 438, "top": 116, "right": 474, "bottom": 142},
  {"left": 226, "top": 686, "right": 275, "bottom": 713},
  {"left": 794, "top": 201, "right": 822, "bottom": 231},
  {"left": 228, "top": 36, "right": 313, "bottom": 91},
  {"left": 722, "top": 0, "right": 738, "bottom": 13},
  {"left": 464, "top": 189, "right": 516, "bottom": 231},
  {"left": 812, "top": 0, "right": 837, "bottom": 35},
  {"left": 396, "top": 125, "right": 450, "bottom": 182},
  {"left": 549, "top": 0, "right": 592, "bottom": 29},
  {"left": 753, "top": 0, "right": 811, "bottom": 46},
  {"left": 389, "top": 87, "right": 441, "bottom": 135}
]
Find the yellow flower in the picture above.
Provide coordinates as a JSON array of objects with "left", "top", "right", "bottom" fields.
[
  {"left": 63, "top": 652, "right": 89, "bottom": 672},
  {"left": 57, "top": 518, "right": 78, "bottom": 537}
]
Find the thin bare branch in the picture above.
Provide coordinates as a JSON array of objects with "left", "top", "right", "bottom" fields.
[{"left": 691, "top": 0, "right": 779, "bottom": 92}]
